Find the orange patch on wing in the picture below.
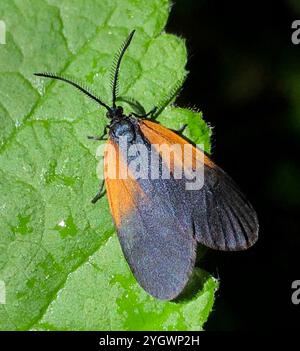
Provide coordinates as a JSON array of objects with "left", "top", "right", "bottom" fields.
[
  {"left": 104, "top": 139, "right": 143, "bottom": 228},
  {"left": 140, "top": 119, "right": 215, "bottom": 171}
]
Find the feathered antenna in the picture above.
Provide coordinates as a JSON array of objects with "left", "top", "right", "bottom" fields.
[
  {"left": 35, "top": 31, "right": 136, "bottom": 115},
  {"left": 34, "top": 72, "right": 111, "bottom": 111},
  {"left": 110, "top": 30, "right": 135, "bottom": 109}
]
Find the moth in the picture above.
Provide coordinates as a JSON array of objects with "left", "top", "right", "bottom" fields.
[{"left": 35, "top": 30, "right": 259, "bottom": 300}]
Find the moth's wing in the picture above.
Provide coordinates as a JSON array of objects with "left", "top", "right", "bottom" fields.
[
  {"left": 140, "top": 119, "right": 259, "bottom": 252},
  {"left": 104, "top": 139, "right": 197, "bottom": 300},
  {"left": 190, "top": 165, "right": 259, "bottom": 251}
]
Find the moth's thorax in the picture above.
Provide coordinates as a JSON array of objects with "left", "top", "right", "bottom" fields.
[{"left": 109, "top": 116, "right": 140, "bottom": 144}]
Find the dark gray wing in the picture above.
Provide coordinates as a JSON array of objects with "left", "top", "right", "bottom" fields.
[{"left": 191, "top": 166, "right": 259, "bottom": 251}]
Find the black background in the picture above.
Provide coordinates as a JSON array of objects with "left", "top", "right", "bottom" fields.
[{"left": 167, "top": 0, "right": 300, "bottom": 330}]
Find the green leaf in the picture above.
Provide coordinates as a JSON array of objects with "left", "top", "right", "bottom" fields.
[{"left": 0, "top": 0, "right": 217, "bottom": 331}]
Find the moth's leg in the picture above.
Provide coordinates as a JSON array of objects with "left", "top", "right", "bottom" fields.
[
  {"left": 87, "top": 125, "right": 109, "bottom": 141},
  {"left": 88, "top": 127, "right": 107, "bottom": 203},
  {"left": 176, "top": 124, "right": 187, "bottom": 134},
  {"left": 87, "top": 135, "right": 104, "bottom": 141},
  {"left": 132, "top": 106, "right": 157, "bottom": 119},
  {"left": 91, "top": 180, "right": 106, "bottom": 204},
  {"left": 144, "top": 106, "right": 158, "bottom": 118}
]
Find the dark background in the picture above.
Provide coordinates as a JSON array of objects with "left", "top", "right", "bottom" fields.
[{"left": 167, "top": 0, "right": 300, "bottom": 330}]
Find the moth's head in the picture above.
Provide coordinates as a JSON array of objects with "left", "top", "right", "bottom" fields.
[{"left": 106, "top": 106, "right": 124, "bottom": 120}]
